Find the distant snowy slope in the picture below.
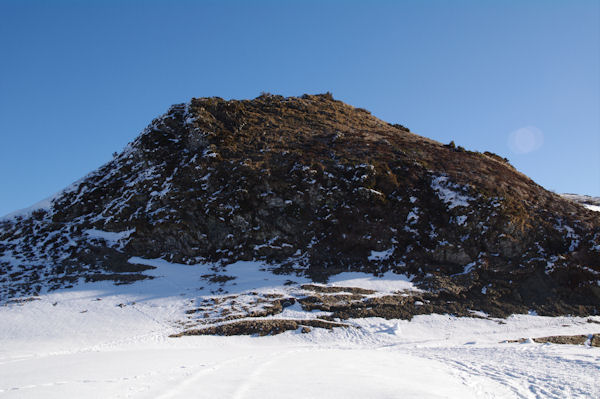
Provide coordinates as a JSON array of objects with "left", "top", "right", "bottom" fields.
[{"left": 560, "top": 193, "right": 600, "bottom": 212}]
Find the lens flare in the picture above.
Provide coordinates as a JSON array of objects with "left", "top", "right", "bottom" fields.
[{"left": 508, "top": 126, "right": 544, "bottom": 154}]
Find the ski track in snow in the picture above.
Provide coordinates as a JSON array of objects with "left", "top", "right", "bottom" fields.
[
  {"left": 411, "top": 346, "right": 599, "bottom": 398},
  {"left": 1, "top": 265, "right": 599, "bottom": 398}
]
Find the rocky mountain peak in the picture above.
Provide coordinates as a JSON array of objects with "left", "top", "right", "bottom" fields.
[{"left": 1, "top": 93, "right": 599, "bottom": 317}]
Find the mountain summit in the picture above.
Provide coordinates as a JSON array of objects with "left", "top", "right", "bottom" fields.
[{"left": 1, "top": 93, "right": 599, "bottom": 318}]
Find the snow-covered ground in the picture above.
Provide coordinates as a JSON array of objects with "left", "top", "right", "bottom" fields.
[
  {"left": 560, "top": 193, "right": 600, "bottom": 213},
  {"left": 1, "top": 261, "right": 599, "bottom": 398}
]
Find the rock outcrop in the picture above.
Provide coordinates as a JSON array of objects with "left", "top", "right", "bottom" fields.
[{"left": 1, "top": 93, "right": 599, "bottom": 316}]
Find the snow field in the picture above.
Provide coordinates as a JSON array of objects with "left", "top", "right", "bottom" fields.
[{"left": 0, "top": 261, "right": 599, "bottom": 398}]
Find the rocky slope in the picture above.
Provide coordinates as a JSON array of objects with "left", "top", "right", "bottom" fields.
[{"left": 1, "top": 93, "right": 599, "bottom": 318}]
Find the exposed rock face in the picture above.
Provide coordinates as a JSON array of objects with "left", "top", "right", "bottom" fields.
[{"left": 1, "top": 93, "right": 599, "bottom": 316}]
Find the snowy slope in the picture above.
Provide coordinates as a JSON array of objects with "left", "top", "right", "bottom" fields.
[
  {"left": 1, "top": 264, "right": 599, "bottom": 398},
  {"left": 560, "top": 193, "right": 600, "bottom": 212}
]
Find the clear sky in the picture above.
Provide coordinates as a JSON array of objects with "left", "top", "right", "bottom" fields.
[{"left": 1, "top": 0, "right": 598, "bottom": 216}]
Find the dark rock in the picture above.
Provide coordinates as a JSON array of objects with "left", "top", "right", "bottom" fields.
[
  {"left": 505, "top": 334, "right": 600, "bottom": 347},
  {"left": 170, "top": 319, "right": 348, "bottom": 337}
]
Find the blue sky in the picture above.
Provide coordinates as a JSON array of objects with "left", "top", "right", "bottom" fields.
[{"left": 1, "top": 1, "right": 598, "bottom": 216}]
